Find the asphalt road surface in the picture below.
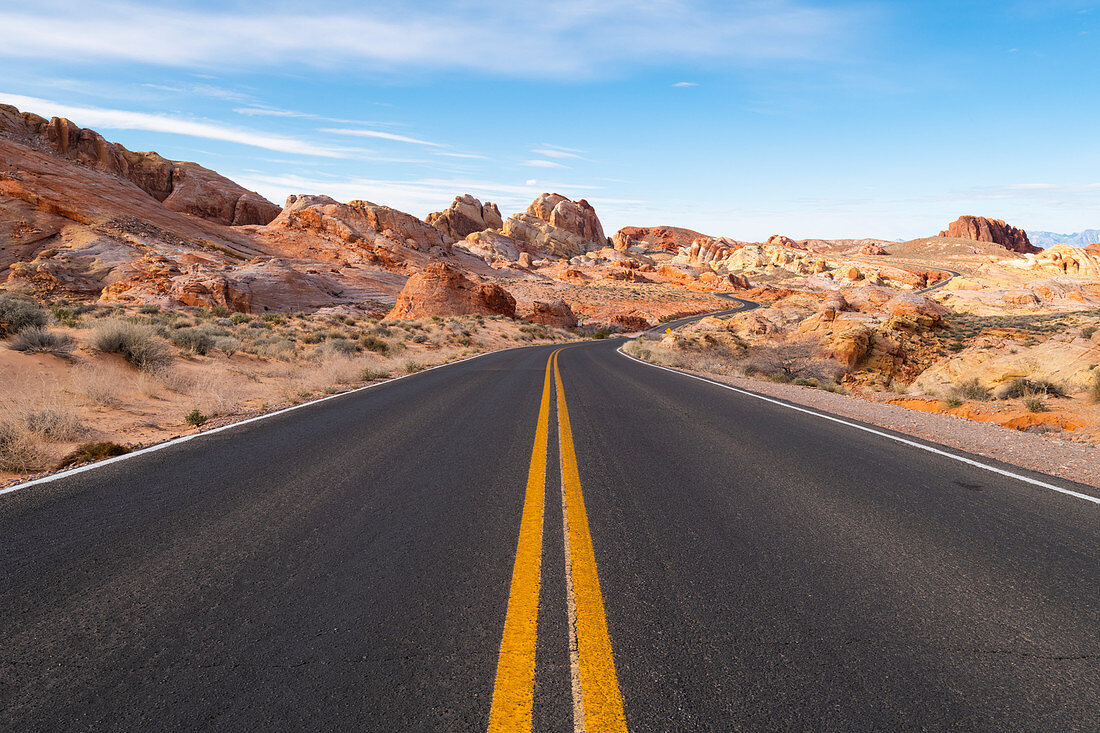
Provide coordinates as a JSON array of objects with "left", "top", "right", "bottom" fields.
[{"left": 1, "top": 340, "right": 1097, "bottom": 731}]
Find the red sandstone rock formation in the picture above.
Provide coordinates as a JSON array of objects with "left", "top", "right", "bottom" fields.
[
  {"left": 426, "top": 194, "right": 503, "bottom": 240},
  {"left": 939, "top": 215, "right": 1039, "bottom": 254},
  {"left": 860, "top": 242, "right": 889, "bottom": 256},
  {"left": 386, "top": 263, "right": 516, "bottom": 319},
  {"left": 0, "top": 104, "right": 279, "bottom": 226}
]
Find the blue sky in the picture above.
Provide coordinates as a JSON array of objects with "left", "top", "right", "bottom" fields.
[{"left": 2, "top": 1, "right": 1098, "bottom": 240}]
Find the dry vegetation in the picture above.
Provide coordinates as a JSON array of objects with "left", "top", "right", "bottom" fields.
[{"left": 0, "top": 295, "right": 578, "bottom": 483}]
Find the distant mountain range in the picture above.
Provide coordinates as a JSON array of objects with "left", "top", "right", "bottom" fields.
[{"left": 1027, "top": 229, "right": 1100, "bottom": 248}]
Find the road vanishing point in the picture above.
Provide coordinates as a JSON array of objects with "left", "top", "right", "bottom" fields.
[{"left": 1, "top": 340, "right": 1097, "bottom": 731}]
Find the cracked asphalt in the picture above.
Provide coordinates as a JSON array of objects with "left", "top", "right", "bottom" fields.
[{"left": 0, "top": 340, "right": 1096, "bottom": 730}]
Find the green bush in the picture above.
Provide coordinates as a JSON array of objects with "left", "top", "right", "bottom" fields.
[
  {"left": 185, "top": 409, "right": 207, "bottom": 427},
  {"left": 92, "top": 319, "right": 173, "bottom": 370},
  {"left": 58, "top": 441, "right": 130, "bottom": 468},
  {"left": 327, "top": 337, "right": 358, "bottom": 355},
  {"left": 261, "top": 313, "right": 287, "bottom": 325},
  {"left": 207, "top": 305, "right": 231, "bottom": 318},
  {"left": 359, "top": 334, "right": 389, "bottom": 354},
  {"left": 230, "top": 313, "right": 251, "bottom": 325},
  {"left": 1024, "top": 397, "right": 1047, "bottom": 413},
  {"left": 170, "top": 327, "right": 216, "bottom": 355},
  {"left": 593, "top": 328, "right": 611, "bottom": 340},
  {"left": 0, "top": 294, "right": 48, "bottom": 336},
  {"left": 1082, "top": 326, "right": 1097, "bottom": 339},
  {"left": 49, "top": 305, "right": 79, "bottom": 327},
  {"left": 951, "top": 378, "right": 992, "bottom": 401},
  {"left": 7, "top": 327, "right": 74, "bottom": 356},
  {"left": 998, "top": 378, "right": 1065, "bottom": 400}
]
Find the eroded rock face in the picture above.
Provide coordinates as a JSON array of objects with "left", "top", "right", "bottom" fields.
[
  {"left": 499, "top": 193, "right": 607, "bottom": 257},
  {"left": 523, "top": 299, "right": 577, "bottom": 328},
  {"left": 0, "top": 104, "right": 280, "bottom": 226},
  {"left": 387, "top": 263, "right": 516, "bottom": 319},
  {"left": 1014, "top": 244, "right": 1100, "bottom": 277},
  {"left": 426, "top": 194, "right": 503, "bottom": 240},
  {"left": 613, "top": 226, "right": 710, "bottom": 253},
  {"left": 940, "top": 215, "right": 1039, "bottom": 254},
  {"left": 267, "top": 195, "right": 452, "bottom": 254},
  {"left": 860, "top": 242, "right": 889, "bottom": 256}
]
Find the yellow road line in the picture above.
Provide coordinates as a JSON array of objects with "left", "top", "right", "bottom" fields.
[
  {"left": 554, "top": 351, "right": 629, "bottom": 733},
  {"left": 488, "top": 350, "right": 558, "bottom": 732}
]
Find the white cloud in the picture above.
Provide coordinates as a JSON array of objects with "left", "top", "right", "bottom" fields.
[
  {"left": 531, "top": 148, "right": 582, "bottom": 159},
  {"left": 0, "top": 1, "right": 867, "bottom": 77},
  {"left": 524, "top": 159, "right": 568, "bottom": 169},
  {"left": 322, "top": 127, "right": 444, "bottom": 147},
  {"left": 0, "top": 92, "right": 351, "bottom": 158},
  {"left": 672, "top": 81, "right": 698, "bottom": 87}
]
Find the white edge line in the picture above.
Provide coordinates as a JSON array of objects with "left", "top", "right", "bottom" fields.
[
  {"left": 0, "top": 343, "right": 540, "bottom": 498},
  {"left": 616, "top": 345, "right": 1100, "bottom": 505}
]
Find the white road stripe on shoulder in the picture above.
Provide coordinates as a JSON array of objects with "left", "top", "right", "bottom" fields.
[
  {"left": 617, "top": 346, "right": 1100, "bottom": 505},
  {"left": 0, "top": 344, "right": 537, "bottom": 498}
]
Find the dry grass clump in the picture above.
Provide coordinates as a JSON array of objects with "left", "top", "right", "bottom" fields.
[
  {"left": 23, "top": 404, "right": 85, "bottom": 441},
  {"left": 72, "top": 364, "right": 132, "bottom": 407},
  {"left": 7, "top": 327, "right": 75, "bottom": 357},
  {"left": 188, "top": 372, "right": 242, "bottom": 418},
  {"left": 0, "top": 293, "right": 48, "bottom": 337},
  {"left": 0, "top": 421, "right": 48, "bottom": 473},
  {"left": 997, "top": 378, "right": 1066, "bottom": 400},
  {"left": 92, "top": 319, "right": 173, "bottom": 370}
]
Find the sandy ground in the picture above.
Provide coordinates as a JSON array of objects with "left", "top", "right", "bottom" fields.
[{"left": 0, "top": 311, "right": 577, "bottom": 487}]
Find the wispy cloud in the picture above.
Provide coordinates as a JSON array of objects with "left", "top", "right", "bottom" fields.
[
  {"left": 531, "top": 148, "right": 582, "bottom": 159},
  {"left": 0, "top": 1, "right": 868, "bottom": 77},
  {"left": 0, "top": 92, "right": 351, "bottom": 158},
  {"left": 524, "top": 159, "right": 568, "bottom": 169},
  {"left": 322, "top": 127, "right": 444, "bottom": 147},
  {"left": 672, "top": 81, "right": 698, "bottom": 87}
]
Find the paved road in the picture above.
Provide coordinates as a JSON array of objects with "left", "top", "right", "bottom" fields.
[{"left": 1, "top": 341, "right": 1096, "bottom": 731}]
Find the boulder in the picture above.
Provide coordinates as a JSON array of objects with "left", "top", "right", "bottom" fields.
[
  {"left": 426, "top": 194, "right": 503, "bottom": 240},
  {"left": 523, "top": 299, "right": 577, "bottom": 328},
  {"left": 386, "top": 263, "right": 516, "bottom": 319},
  {"left": 860, "top": 242, "right": 889, "bottom": 256},
  {"left": 940, "top": 215, "right": 1039, "bottom": 254}
]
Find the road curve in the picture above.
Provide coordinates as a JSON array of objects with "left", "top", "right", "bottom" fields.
[{"left": 0, "top": 340, "right": 1096, "bottom": 731}]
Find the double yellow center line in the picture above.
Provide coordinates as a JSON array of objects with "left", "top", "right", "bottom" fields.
[{"left": 488, "top": 349, "right": 628, "bottom": 732}]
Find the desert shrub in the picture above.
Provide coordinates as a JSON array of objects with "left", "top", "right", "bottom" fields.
[
  {"left": 951, "top": 378, "right": 992, "bottom": 402},
  {"left": 1090, "top": 374, "right": 1100, "bottom": 403},
  {"left": 301, "top": 332, "right": 323, "bottom": 344},
  {"left": 92, "top": 319, "right": 173, "bottom": 370},
  {"left": 592, "top": 328, "right": 612, "bottom": 340},
  {"left": 72, "top": 365, "right": 127, "bottom": 407},
  {"left": 360, "top": 367, "right": 390, "bottom": 381},
  {"left": 7, "top": 327, "right": 74, "bottom": 356},
  {"left": 403, "top": 360, "right": 425, "bottom": 374},
  {"left": 58, "top": 442, "right": 130, "bottom": 468},
  {"left": 214, "top": 336, "right": 241, "bottom": 356},
  {"left": 185, "top": 409, "right": 207, "bottom": 427},
  {"left": 998, "top": 378, "right": 1065, "bottom": 400},
  {"left": 1081, "top": 326, "right": 1097, "bottom": 339},
  {"left": 412, "top": 333, "right": 428, "bottom": 344},
  {"left": 326, "top": 337, "right": 358, "bottom": 355},
  {"left": 261, "top": 313, "right": 287, "bottom": 325},
  {"left": 1024, "top": 397, "right": 1047, "bottom": 412},
  {"left": 230, "top": 313, "right": 251, "bottom": 325},
  {"left": 49, "top": 305, "right": 79, "bottom": 327},
  {"left": 0, "top": 421, "right": 47, "bottom": 472},
  {"left": 23, "top": 406, "right": 84, "bottom": 441},
  {"left": 0, "top": 294, "right": 48, "bottom": 336},
  {"left": 359, "top": 334, "right": 389, "bottom": 354},
  {"left": 170, "top": 327, "right": 216, "bottom": 355},
  {"left": 249, "top": 320, "right": 272, "bottom": 330},
  {"left": 257, "top": 338, "right": 297, "bottom": 360},
  {"left": 207, "top": 305, "right": 231, "bottom": 318},
  {"left": 138, "top": 304, "right": 161, "bottom": 315},
  {"left": 945, "top": 398, "right": 963, "bottom": 408}
]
